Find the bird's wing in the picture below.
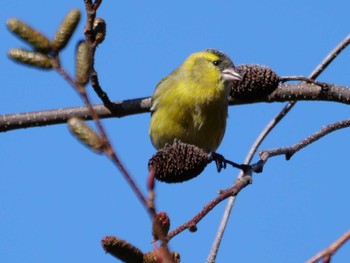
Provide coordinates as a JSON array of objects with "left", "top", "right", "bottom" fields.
[{"left": 150, "top": 69, "right": 180, "bottom": 113}]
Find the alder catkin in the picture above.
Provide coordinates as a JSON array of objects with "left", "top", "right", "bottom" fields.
[
  {"left": 7, "top": 18, "right": 51, "bottom": 52},
  {"left": 52, "top": 9, "right": 81, "bottom": 51},
  {"left": 231, "top": 64, "right": 280, "bottom": 100},
  {"left": 101, "top": 236, "right": 144, "bottom": 263},
  {"left": 67, "top": 117, "right": 103, "bottom": 153},
  {"left": 148, "top": 140, "right": 210, "bottom": 183},
  {"left": 8, "top": 48, "right": 52, "bottom": 69},
  {"left": 75, "top": 41, "right": 92, "bottom": 86}
]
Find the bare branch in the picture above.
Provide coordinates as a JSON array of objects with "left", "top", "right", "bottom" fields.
[
  {"left": 83, "top": 0, "right": 115, "bottom": 112},
  {"left": 167, "top": 172, "right": 254, "bottom": 241},
  {"left": 0, "top": 97, "right": 151, "bottom": 132},
  {"left": 83, "top": 0, "right": 96, "bottom": 45},
  {"left": 259, "top": 118, "right": 350, "bottom": 161},
  {"left": 230, "top": 82, "right": 350, "bottom": 105},
  {"left": 306, "top": 229, "right": 350, "bottom": 263},
  {"left": 1, "top": 82, "right": 350, "bottom": 133}
]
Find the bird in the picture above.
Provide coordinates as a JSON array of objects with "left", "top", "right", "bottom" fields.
[{"left": 149, "top": 49, "right": 242, "bottom": 154}]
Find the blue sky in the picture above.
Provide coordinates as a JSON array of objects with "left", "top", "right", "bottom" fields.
[{"left": 1, "top": 1, "right": 350, "bottom": 262}]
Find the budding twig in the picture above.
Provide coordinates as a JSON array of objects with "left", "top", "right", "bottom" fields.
[{"left": 83, "top": 0, "right": 115, "bottom": 112}]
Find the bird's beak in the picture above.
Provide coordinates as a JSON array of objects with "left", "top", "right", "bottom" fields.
[{"left": 222, "top": 67, "right": 242, "bottom": 82}]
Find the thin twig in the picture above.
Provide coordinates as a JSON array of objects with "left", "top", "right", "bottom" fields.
[
  {"left": 93, "top": 0, "right": 103, "bottom": 10},
  {"left": 259, "top": 118, "right": 350, "bottom": 162},
  {"left": 83, "top": 0, "right": 115, "bottom": 112},
  {"left": 167, "top": 172, "right": 254, "bottom": 241},
  {"left": 207, "top": 110, "right": 350, "bottom": 263},
  {"left": 83, "top": 0, "right": 95, "bottom": 45},
  {"left": 206, "top": 33, "right": 350, "bottom": 263},
  {"left": 279, "top": 75, "right": 325, "bottom": 85},
  {"left": 305, "top": 229, "right": 350, "bottom": 263}
]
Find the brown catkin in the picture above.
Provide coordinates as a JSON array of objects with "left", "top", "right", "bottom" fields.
[
  {"left": 230, "top": 64, "right": 280, "bottom": 100},
  {"left": 148, "top": 140, "right": 210, "bottom": 183},
  {"left": 101, "top": 236, "right": 144, "bottom": 263},
  {"left": 143, "top": 250, "right": 181, "bottom": 263}
]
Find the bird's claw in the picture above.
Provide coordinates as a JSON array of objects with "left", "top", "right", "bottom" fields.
[
  {"left": 210, "top": 152, "right": 250, "bottom": 173},
  {"left": 210, "top": 152, "right": 227, "bottom": 172}
]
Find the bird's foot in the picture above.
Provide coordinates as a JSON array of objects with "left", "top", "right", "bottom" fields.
[{"left": 210, "top": 152, "right": 250, "bottom": 173}]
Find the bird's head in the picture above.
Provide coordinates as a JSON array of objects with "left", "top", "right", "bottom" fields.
[{"left": 182, "top": 49, "right": 242, "bottom": 86}]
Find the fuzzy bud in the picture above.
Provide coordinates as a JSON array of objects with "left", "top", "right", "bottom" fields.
[
  {"left": 152, "top": 212, "right": 170, "bottom": 241},
  {"left": 92, "top": 18, "right": 106, "bottom": 45},
  {"left": 188, "top": 223, "right": 198, "bottom": 233}
]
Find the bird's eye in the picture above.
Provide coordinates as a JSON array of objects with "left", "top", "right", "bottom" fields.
[{"left": 212, "top": 60, "right": 221, "bottom": 66}]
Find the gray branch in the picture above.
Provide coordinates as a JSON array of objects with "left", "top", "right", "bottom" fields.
[{"left": 1, "top": 82, "right": 349, "bottom": 133}]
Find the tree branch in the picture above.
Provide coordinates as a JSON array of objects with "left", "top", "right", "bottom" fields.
[
  {"left": 1, "top": 82, "right": 350, "bottom": 133},
  {"left": 306, "top": 229, "right": 350, "bottom": 263},
  {"left": 167, "top": 169, "right": 255, "bottom": 241},
  {"left": 0, "top": 97, "right": 151, "bottom": 132},
  {"left": 259, "top": 118, "right": 350, "bottom": 162}
]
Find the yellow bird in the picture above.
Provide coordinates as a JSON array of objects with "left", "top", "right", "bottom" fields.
[{"left": 149, "top": 49, "right": 241, "bottom": 153}]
